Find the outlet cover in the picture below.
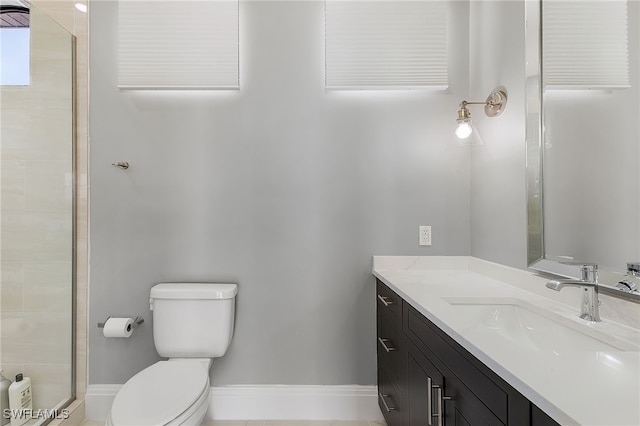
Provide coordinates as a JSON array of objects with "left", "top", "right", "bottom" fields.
[{"left": 419, "top": 226, "right": 432, "bottom": 246}]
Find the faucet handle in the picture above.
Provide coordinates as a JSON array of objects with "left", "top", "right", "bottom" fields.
[
  {"left": 579, "top": 264, "right": 598, "bottom": 283},
  {"left": 558, "top": 261, "right": 598, "bottom": 283},
  {"left": 626, "top": 262, "right": 640, "bottom": 277}
]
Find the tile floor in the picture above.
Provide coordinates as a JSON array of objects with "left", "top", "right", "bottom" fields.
[{"left": 81, "top": 421, "right": 386, "bottom": 426}]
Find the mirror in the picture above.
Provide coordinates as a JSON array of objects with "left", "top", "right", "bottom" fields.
[{"left": 526, "top": 0, "right": 640, "bottom": 301}]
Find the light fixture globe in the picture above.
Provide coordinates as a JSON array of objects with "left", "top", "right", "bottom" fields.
[
  {"left": 455, "top": 103, "right": 473, "bottom": 139},
  {"left": 455, "top": 121, "right": 472, "bottom": 139}
]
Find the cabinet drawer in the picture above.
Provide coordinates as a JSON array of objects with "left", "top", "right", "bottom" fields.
[
  {"left": 377, "top": 312, "right": 400, "bottom": 378},
  {"left": 405, "top": 304, "right": 510, "bottom": 424},
  {"left": 378, "top": 363, "right": 403, "bottom": 426},
  {"left": 376, "top": 280, "right": 401, "bottom": 321}
]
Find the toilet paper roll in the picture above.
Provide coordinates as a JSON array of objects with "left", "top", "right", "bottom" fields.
[{"left": 103, "top": 317, "right": 134, "bottom": 338}]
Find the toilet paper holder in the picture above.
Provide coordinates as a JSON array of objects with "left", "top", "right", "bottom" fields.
[{"left": 97, "top": 316, "right": 144, "bottom": 329}]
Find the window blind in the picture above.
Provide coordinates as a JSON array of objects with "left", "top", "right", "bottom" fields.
[
  {"left": 325, "top": 1, "right": 448, "bottom": 90},
  {"left": 542, "top": 0, "right": 629, "bottom": 89},
  {"left": 118, "top": 0, "right": 239, "bottom": 89}
]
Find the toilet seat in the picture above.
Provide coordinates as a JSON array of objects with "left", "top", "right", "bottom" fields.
[{"left": 109, "top": 361, "right": 209, "bottom": 426}]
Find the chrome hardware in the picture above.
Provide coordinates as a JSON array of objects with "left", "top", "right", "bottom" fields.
[
  {"left": 427, "top": 377, "right": 433, "bottom": 426},
  {"left": 619, "top": 263, "right": 640, "bottom": 293},
  {"left": 546, "top": 264, "right": 601, "bottom": 322},
  {"left": 431, "top": 385, "right": 453, "bottom": 426},
  {"left": 97, "top": 316, "right": 144, "bottom": 328},
  {"left": 377, "top": 294, "right": 394, "bottom": 307},
  {"left": 378, "top": 337, "right": 396, "bottom": 353},
  {"left": 626, "top": 262, "right": 640, "bottom": 277},
  {"left": 112, "top": 161, "right": 129, "bottom": 170},
  {"left": 617, "top": 279, "right": 638, "bottom": 293},
  {"left": 378, "top": 393, "right": 396, "bottom": 413}
]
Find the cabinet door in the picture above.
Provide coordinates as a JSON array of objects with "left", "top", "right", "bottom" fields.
[
  {"left": 444, "top": 372, "right": 504, "bottom": 426},
  {"left": 407, "top": 341, "right": 503, "bottom": 426},
  {"left": 407, "top": 342, "right": 444, "bottom": 425}
]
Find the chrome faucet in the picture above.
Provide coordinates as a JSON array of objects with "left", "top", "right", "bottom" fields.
[
  {"left": 545, "top": 264, "right": 601, "bottom": 322},
  {"left": 617, "top": 262, "right": 640, "bottom": 293}
]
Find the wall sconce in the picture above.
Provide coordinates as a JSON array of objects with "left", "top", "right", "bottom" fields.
[{"left": 455, "top": 87, "right": 508, "bottom": 139}]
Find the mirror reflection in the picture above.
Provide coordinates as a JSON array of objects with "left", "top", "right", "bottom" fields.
[
  {"left": 527, "top": 0, "right": 640, "bottom": 298},
  {"left": 542, "top": 0, "right": 639, "bottom": 273}
]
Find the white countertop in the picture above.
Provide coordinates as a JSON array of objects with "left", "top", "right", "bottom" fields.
[{"left": 373, "top": 256, "right": 640, "bottom": 426}]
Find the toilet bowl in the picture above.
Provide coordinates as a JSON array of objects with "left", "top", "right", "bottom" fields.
[
  {"left": 106, "top": 360, "right": 211, "bottom": 426},
  {"left": 106, "top": 283, "right": 237, "bottom": 426}
]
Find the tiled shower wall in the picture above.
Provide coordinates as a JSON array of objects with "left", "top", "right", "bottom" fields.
[{"left": 0, "top": 0, "right": 89, "bottom": 408}]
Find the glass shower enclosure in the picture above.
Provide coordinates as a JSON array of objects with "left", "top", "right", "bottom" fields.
[{"left": 1, "top": 1, "right": 76, "bottom": 423}]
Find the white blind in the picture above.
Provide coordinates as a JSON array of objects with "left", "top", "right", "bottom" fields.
[
  {"left": 325, "top": 1, "right": 448, "bottom": 89},
  {"left": 118, "top": 0, "right": 239, "bottom": 89},
  {"left": 542, "top": 0, "right": 629, "bottom": 89}
]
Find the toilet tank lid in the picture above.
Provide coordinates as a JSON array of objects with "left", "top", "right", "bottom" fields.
[{"left": 151, "top": 283, "right": 237, "bottom": 299}]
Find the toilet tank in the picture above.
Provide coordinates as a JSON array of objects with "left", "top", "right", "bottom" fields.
[{"left": 150, "top": 283, "right": 237, "bottom": 358}]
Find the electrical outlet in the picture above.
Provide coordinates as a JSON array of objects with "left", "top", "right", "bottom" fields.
[{"left": 419, "top": 226, "right": 432, "bottom": 246}]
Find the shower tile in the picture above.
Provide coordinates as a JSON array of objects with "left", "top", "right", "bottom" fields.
[
  {"left": 25, "top": 160, "right": 73, "bottom": 212},
  {"left": 0, "top": 76, "right": 72, "bottom": 109},
  {"left": 30, "top": 59, "right": 73, "bottom": 98},
  {"left": 23, "top": 262, "right": 72, "bottom": 313},
  {"left": 1, "top": 211, "right": 72, "bottom": 262},
  {"left": 29, "top": 6, "right": 74, "bottom": 61},
  {"left": 0, "top": 160, "right": 26, "bottom": 210},
  {"left": 23, "top": 363, "right": 73, "bottom": 410},
  {"left": 75, "top": 336, "right": 87, "bottom": 397},
  {"left": 1, "top": 311, "right": 71, "bottom": 349},
  {"left": 1, "top": 341, "right": 71, "bottom": 365},
  {"left": 0, "top": 107, "right": 73, "bottom": 161},
  {"left": 0, "top": 262, "right": 24, "bottom": 312},
  {"left": 76, "top": 185, "right": 89, "bottom": 240}
]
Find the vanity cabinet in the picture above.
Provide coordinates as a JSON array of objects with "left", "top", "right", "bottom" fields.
[
  {"left": 376, "top": 280, "right": 405, "bottom": 424},
  {"left": 376, "top": 279, "right": 560, "bottom": 426}
]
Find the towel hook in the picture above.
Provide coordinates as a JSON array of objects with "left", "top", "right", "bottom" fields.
[{"left": 112, "top": 161, "right": 129, "bottom": 170}]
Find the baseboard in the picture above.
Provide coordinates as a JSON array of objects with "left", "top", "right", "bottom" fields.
[{"left": 85, "top": 384, "right": 384, "bottom": 421}]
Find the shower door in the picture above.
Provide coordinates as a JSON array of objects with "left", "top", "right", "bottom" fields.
[{"left": 1, "top": 1, "right": 76, "bottom": 422}]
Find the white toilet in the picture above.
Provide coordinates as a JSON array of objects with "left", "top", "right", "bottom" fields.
[{"left": 106, "top": 283, "right": 237, "bottom": 426}]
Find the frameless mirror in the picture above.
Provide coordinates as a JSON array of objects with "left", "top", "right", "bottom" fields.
[{"left": 526, "top": 0, "right": 640, "bottom": 301}]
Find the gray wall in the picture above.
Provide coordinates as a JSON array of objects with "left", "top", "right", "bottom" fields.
[
  {"left": 469, "top": 0, "right": 528, "bottom": 270},
  {"left": 89, "top": 0, "right": 472, "bottom": 385}
]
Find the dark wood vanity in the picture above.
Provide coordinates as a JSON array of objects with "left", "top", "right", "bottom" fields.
[{"left": 376, "top": 279, "right": 560, "bottom": 426}]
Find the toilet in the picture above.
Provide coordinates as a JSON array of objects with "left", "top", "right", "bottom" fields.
[{"left": 106, "top": 283, "right": 237, "bottom": 426}]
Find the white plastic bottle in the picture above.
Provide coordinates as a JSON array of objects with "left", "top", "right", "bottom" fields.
[
  {"left": 7, "top": 374, "right": 31, "bottom": 426},
  {"left": 0, "top": 370, "right": 11, "bottom": 426}
]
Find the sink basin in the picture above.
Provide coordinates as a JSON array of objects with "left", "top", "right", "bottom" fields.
[{"left": 442, "top": 297, "right": 638, "bottom": 352}]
